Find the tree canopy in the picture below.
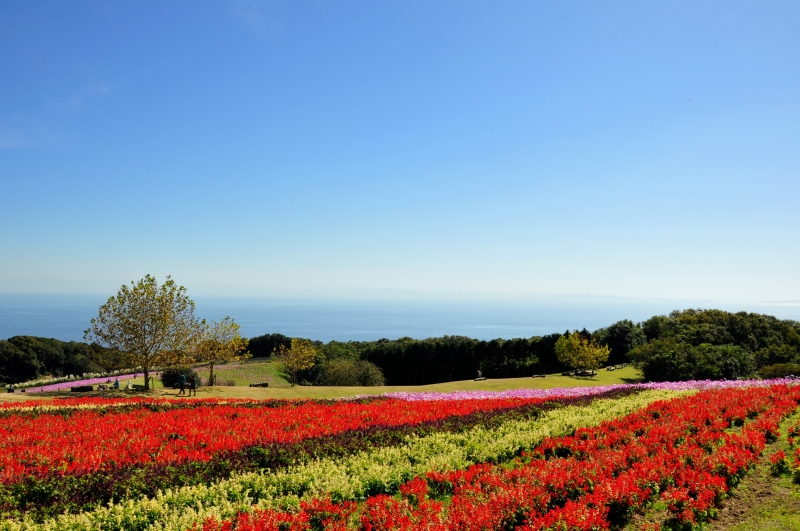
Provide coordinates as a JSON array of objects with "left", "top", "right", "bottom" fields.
[
  {"left": 274, "top": 338, "right": 318, "bottom": 386},
  {"left": 631, "top": 309, "right": 799, "bottom": 382},
  {"left": 592, "top": 320, "right": 646, "bottom": 365},
  {"left": 195, "top": 316, "right": 249, "bottom": 386},
  {"left": 555, "top": 331, "right": 610, "bottom": 371},
  {"left": 84, "top": 275, "right": 203, "bottom": 389}
]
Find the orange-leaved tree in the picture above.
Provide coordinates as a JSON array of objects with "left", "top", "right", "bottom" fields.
[
  {"left": 274, "top": 338, "right": 317, "bottom": 386},
  {"left": 195, "top": 316, "right": 249, "bottom": 386}
]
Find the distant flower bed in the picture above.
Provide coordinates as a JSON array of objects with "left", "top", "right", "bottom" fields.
[
  {"left": 7, "top": 370, "right": 140, "bottom": 391},
  {"left": 379, "top": 377, "right": 797, "bottom": 401},
  {"left": 19, "top": 372, "right": 159, "bottom": 393}
]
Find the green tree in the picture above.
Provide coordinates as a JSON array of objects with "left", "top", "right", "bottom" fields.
[
  {"left": 592, "top": 320, "right": 646, "bottom": 364},
  {"left": 555, "top": 331, "right": 610, "bottom": 372},
  {"left": 628, "top": 338, "right": 696, "bottom": 382},
  {"left": 274, "top": 338, "right": 317, "bottom": 386},
  {"left": 755, "top": 344, "right": 799, "bottom": 367},
  {"left": 248, "top": 333, "right": 291, "bottom": 358},
  {"left": 195, "top": 316, "right": 249, "bottom": 386},
  {"left": 320, "top": 359, "right": 386, "bottom": 386},
  {"left": 84, "top": 275, "right": 203, "bottom": 390}
]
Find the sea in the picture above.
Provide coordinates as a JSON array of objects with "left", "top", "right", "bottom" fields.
[{"left": 2, "top": 294, "right": 800, "bottom": 343}]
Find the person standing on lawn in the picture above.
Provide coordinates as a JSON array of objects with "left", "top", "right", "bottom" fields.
[
  {"left": 188, "top": 375, "right": 197, "bottom": 396},
  {"left": 178, "top": 373, "right": 187, "bottom": 395}
]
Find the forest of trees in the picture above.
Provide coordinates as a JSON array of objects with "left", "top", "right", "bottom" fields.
[
  {"left": 3, "top": 309, "right": 799, "bottom": 385},
  {"left": 630, "top": 309, "right": 800, "bottom": 381},
  {"left": 246, "top": 309, "right": 800, "bottom": 385}
]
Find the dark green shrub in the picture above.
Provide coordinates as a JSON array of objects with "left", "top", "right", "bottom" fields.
[
  {"left": 759, "top": 363, "right": 800, "bottom": 379},
  {"left": 160, "top": 366, "right": 200, "bottom": 388},
  {"left": 755, "top": 345, "right": 800, "bottom": 367},
  {"left": 320, "top": 359, "right": 386, "bottom": 386},
  {"left": 629, "top": 339, "right": 755, "bottom": 382}
]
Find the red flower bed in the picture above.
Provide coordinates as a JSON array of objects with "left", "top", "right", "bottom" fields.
[
  {"left": 0, "top": 396, "right": 158, "bottom": 410},
  {"left": 783, "top": 416, "right": 800, "bottom": 470},
  {"left": 198, "top": 384, "right": 800, "bottom": 531},
  {"left": 0, "top": 396, "right": 553, "bottom": 483}
]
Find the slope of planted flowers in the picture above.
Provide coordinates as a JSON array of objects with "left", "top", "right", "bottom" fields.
[
  {"left": 2, "top": 379, "right": 793, "bottom": 531},
  {"left": 0, "top": 388, "right": 658, "bottom": 521},
  {"left": 0, "top": 389, "right": 692, "bottom": 531},
  {"left": 198, "top": 383, "right": 800, "bottom": 531}
]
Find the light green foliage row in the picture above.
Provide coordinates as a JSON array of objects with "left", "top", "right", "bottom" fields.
[{"left": 3, "top": 389, "right": 690, "bottom": 531}]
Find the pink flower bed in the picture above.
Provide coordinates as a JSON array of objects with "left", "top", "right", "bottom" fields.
[
  {"left": 24, "top": 373, "right": 154, "bottom": 393},
  {"left": 380, "top": 378, "right": 796, "bottom": 401}
]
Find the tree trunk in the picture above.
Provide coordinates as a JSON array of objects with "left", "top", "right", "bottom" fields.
[
  {"left": 144, "top": 366, "right": 150, "bottom": 390},
  {"left": 209, "top": 361, "right": 215, "bottom": 386}
]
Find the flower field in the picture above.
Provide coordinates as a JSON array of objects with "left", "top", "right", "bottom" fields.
[{"left": 0, "top": 381, "right": 798, "bottom": 531}]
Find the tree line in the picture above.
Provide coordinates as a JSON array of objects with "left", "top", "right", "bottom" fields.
[
  {"left": 244, "top": 309, "right": 800, "bottom": 385},
  {"left": 3, "top": 296, "right": 799, "bottom": 386},
  {"left": 0, "top": 336, "right": 126, "bottom": 385}
]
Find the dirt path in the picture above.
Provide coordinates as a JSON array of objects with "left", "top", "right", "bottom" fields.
[{"left": 708, "top": 447, "right": 800, "bottom": 531}]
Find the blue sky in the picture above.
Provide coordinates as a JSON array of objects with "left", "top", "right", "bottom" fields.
[{"left": 1, "top": 1, "right": 798, "bottom": 303}]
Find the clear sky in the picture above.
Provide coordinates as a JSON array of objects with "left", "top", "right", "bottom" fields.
[{"left": 1, "top": 1, "right": 798, "bottom": 303}]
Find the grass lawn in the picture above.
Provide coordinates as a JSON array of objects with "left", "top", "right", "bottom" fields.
[
  {"left": 132, "top": 364, "right": 643, "bottom": 400},
  {"left": 196, "top": 358, "right": 291, "bottom": 387},
  {"left": 0, "top": 364, "right": 643, "bottom": 401}
]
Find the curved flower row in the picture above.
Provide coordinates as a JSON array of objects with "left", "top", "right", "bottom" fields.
[
  {"left": 0, "top": 396, "right": 574, "bottom": 483},
  {"left": 199, "top": 384, "right": 800, "bottom": 531},
  {"left": 0, "top": 396, "right": 288, "bottom": 413}
]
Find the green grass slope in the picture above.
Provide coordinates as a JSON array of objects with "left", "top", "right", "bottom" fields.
[{"left": 0, "top": 363, "right": 643, "bottom": 402}]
